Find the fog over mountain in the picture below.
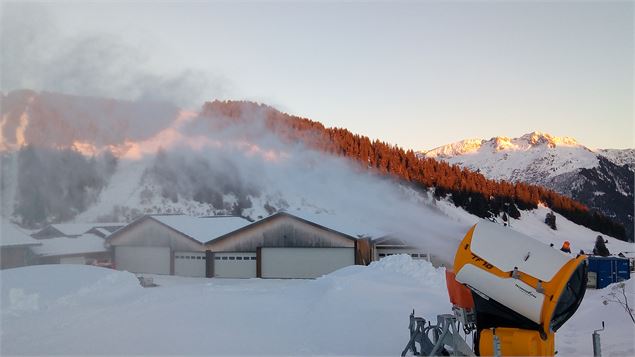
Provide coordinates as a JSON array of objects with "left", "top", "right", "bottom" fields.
[{"left": 1, "top": 91, "right": 479, "bottom": 262}]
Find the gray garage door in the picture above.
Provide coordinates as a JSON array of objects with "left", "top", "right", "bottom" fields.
[
  {"left": 174, "top": 251, "right": 206, "bottom": 277},
  {"left": 214, "top": 252, "right": 257, "bottom": 278},
  {"left": 115, "top": 246, "right": 171, "bottom": 275},
  {"left": 376, "top": 248, "right": 431, "bottom": 261},
  {"left": 260, "top": 247, "right": 355, "bottom": 279}
]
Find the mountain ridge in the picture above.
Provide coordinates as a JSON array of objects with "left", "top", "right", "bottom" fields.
[
  {"left": 420, "top": 132, "right": 634, "bottom": 241},
  {"left": 0, "top": 91, "right": 628, "bottom": 241}
]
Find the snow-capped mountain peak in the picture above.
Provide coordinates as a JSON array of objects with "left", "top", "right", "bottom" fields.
[
  {"left": 425, "top": 132, "right": 585, "bottom": 160},
  {"left": 423, "top": 138, "right": 484, "bottom": 158},
  {"left": 519, "top": 131, "right": 580, "bottom": 148}
]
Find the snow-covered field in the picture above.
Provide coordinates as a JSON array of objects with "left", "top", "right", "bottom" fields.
[
  {"left": 2, "top": 256, "right": 633, "bottom": 356},
  {"left": 435, "top": 201, "right": 635, "bottom": 260}
]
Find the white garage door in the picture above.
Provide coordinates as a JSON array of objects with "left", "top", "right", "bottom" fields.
[
  {"left": 214, "top": 252, "right": 257, "bottom": 278},
  {"left": 115, "top": 246, "right": 171, "bottom": 275},
  {"left": 174, "top": 251, "right": 206, "bottom": 277},
  {"left": 261, "top": 247, "right": 355, "bottom": 279}
]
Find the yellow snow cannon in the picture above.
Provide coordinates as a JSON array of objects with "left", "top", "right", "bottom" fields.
[{"left": 453, "top": 221, "right": 587, "bottom": 356}]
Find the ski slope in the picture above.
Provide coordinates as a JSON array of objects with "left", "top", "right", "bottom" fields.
[{"left": 2, "top": 257, "right": 633, "bottom": 356}]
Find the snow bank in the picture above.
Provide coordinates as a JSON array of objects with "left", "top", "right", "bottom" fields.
[
  {"left": 1, "top": 264, "right": 141, "bottom": 315},
  {"left": 1, "top": 256, "right": 451, "bottom": 356},
  {"left": 366, "top": 254, "right": 445, "bottom": 286}
]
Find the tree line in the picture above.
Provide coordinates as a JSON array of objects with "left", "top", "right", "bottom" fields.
[{"left": 201, "top": 100, "right": 626, "bottom": 240}]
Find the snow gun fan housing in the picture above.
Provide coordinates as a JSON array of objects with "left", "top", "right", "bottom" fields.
[{"left": 452, "top": 221, "right": 587, "bottom": 356}]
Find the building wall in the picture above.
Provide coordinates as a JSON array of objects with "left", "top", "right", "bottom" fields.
[
  {"left": 108, "top": 218, "right": 203, "bottom": 252},
  {"left": 38, "top": 251, "right": 111, "bottom": 265},
  {"left": 206, "top": 215, "right": 355, "bottom": 252},
  {"left": 0, "top": 247, "right": 30, "bottom": 269}
]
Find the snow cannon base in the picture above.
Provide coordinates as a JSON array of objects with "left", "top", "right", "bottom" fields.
[{"left": 478, "top": 327, "right": 554, "bottom": 356}]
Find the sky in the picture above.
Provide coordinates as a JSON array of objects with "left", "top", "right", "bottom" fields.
[{"left": 1, "top": 1, "right": 633, "bottom": 151}]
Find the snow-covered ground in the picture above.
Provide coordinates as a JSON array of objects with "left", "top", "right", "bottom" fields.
[
  {"left": 2, "top": 256, "right": 633, "bottom": 356},
  {"left": 434, "top": 201, "right": 635, "bottom": 259},
  {"left": 559, "top": 279, "right": 635, "bottom": 357}
]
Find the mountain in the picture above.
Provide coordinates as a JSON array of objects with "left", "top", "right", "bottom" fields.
[
  {"left": 422, "top": 132, "right": 634, "bottom": 242},
  {"left": 0, "top": 89, "right": 179, "bottom": 153},
  {"left": 0, "top": 91, "right": 627, "bottom": 250},
  {"left": 598, "top": 148, "right": 635, "bottom": 171}
]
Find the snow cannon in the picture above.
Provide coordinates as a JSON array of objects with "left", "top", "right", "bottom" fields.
[{"left": 453, "top": 221, "right": 587, "bottom": 356}]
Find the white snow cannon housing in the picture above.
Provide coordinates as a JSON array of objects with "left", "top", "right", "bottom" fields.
[{"left": 453, "top": 221, "right": 587, "bottom": 355}]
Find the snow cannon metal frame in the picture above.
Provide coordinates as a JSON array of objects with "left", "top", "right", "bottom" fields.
[{"left": 453, "top": 221, "right": 588, "bottom": 356}]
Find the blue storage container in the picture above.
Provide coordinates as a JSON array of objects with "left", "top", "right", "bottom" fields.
[{"left": 587, "top": 256, "right": 631, "bottom": 289}]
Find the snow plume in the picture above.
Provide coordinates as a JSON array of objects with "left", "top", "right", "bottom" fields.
[
  {"left": 0, "top": 4, "right": 225, "bottom": 151},
  {"left": 0, "top": 95, "right": 471, "bottom": 261},
  {"left": 0, "top": 5, "right": 471, "bottom": 261},
  {"left": 3, "top": 147, "right": 118, "bottom": 228},
  {"left": 131, "top": 106, "right": 471, "bottom": 263},
  {"left": 0, "top": 90, "right": 182, "bottom": 151},
  {"left": 0, "top": 4, "right": 225, "bottom": 108}
]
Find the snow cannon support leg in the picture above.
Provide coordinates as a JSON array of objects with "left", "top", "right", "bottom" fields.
[
  {"left": 401, "top": 310, "right": 434, "bottom": 356},
  {"left": 401, "top": 311, "right": 474, "bottom": 356}
]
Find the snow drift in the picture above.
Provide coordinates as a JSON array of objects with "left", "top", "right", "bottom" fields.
[{"left": 1, "top": 257, "right": 632, "bottom": 356}]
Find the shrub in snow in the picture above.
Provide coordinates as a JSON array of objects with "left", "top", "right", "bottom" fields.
[
  {"left": 602, "top": 281, "right": 635, "bottom": 325},
  {"left": 545, "top": 211, "right": 557, "bottom": 230}
]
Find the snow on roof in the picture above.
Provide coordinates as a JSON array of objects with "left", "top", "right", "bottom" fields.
[
  {"left": 93, "top": 228, "right": 113, "bottom": 238},
  {"left": 151, "top": 215, "right": 252, "bottom": 244},
  {"left": 31, "top": 233, "right": 107, "bottom": 257},
  {"left": 282, "top": 210, "right": 387, "bottom": 239},
  {"left": 372, "top": 235, "right": 409, "bottom": 246},
  {"left": 0, "top": 220, "right": 41, "bottom": 248},
  {"left": 50, "top": 223, "right": 123, "bottom": 236}
]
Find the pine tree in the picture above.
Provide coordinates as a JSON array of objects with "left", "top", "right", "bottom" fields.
[{"left": 545, "top": 211, "right": 557, "bottom": 230}]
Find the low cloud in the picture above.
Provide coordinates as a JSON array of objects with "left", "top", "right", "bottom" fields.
[{"left": 0, "top": 3, "right": 225, "bottom": 108}]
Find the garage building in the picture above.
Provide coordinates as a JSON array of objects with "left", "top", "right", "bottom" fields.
[
  {"left": 107, "top": 214, "right": 251, "bottom": 277},
  {"left": 1, "top": 219, "right": 41, "bottom": 269},
  {"left": 206, "top": 212, "right": 371, "bottom": 279},
  {"left": 108, "top": 212, "right": 372, "bottom": 279},
  {"left": 373, "top": 235, "right": 442, "bottom": 266},
  {"left": 32, "top": 233, "right": 111, "bottom": 265},
  {"left": 32, "top": 223, "right": 124, "bottom": 239}
]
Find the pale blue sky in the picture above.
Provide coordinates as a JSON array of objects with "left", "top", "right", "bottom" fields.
[{"left": 2, "top": 1, "right": 633, "bottom": 150}]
